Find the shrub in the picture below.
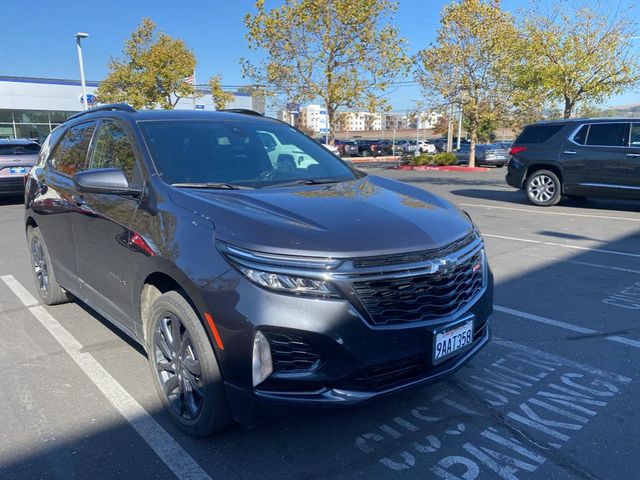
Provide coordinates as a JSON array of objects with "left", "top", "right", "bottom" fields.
[
  {"left": 411, "top": 155, "right": 429, "bottom": 166},
  {"left": 433, "top": 152, "right": 457, "bottom": 166}
]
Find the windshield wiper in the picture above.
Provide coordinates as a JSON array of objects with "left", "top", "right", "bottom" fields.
[
  {"left": 263, "top": 178, "right": 343, "bottom": 189},
  {"left": 171, "top": 182, "right": 253, "bottom": 190}
]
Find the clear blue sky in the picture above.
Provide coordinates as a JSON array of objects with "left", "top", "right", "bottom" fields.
[{"left": 1, "top": 0, "right": 638, "bottom": 111}]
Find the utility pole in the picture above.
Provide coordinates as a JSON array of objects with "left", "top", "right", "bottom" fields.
[
  {"left": 457, "top": 104, "right": 463, "bottom": 150},
  {"left": 446, "top": 103, "right": 454, "bottom": 152},
  {"left": 75, "top": 32, "right": 89, "bottom": 111}
]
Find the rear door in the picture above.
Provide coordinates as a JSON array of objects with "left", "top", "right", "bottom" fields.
[
  {"left": 561, "top": 122, "right": 628, "bottom": 189},
  {"left": 32, "top": 121, "right": 96, "bottom": 293},
  {"left": 71, "top": 119, "right": 143, "bottom": 332}
]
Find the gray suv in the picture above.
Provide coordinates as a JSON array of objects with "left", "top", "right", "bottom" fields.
[{"left": 506, "top": 119, "right": 640, "bottom": 206}]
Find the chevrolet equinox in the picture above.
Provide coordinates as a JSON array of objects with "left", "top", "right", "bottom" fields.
[{"left": 24, "top": 105, "right": 493, "bottom": 436}]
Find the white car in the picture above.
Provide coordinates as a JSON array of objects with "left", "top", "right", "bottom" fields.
[
  {"left": 417, "top": 140, "right": 436, "bottom": 154},
  {"left": 321, "top": 143, "right": 340, "bottom": 155}
]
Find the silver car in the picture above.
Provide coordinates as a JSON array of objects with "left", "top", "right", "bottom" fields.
[{"left": 0, "top": 139, "right": 40, "bottom": 196}]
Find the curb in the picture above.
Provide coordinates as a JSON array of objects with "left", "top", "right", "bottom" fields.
[{"left": 395, "top": 165, "right": 490, "bottom": 172}]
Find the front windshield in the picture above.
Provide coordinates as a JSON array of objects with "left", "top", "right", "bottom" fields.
[{"left": 139, "top": 120, "right": 357, "bottom": 188}]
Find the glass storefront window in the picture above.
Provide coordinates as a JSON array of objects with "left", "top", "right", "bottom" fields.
[
  {"left": 15, "top": 124, "right": 51, "bottom": 142},
  {"left": 0, "top": 110, "right": 12, "bottom": 122},
  {"left": 13, "top": 110, "right": 50, "bottom": 124},
  {"left": 0, "top": 124, "right": 14, "bottom": 139}
]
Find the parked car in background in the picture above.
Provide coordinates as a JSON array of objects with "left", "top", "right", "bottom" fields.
[
  {"left": 321, "top": 143, "right": 340, "bottom": 156},
  {"left": 353, "top": 139, "right": 378, "bottom": 157},
  {"left": 0, "top": 139, "right": 40, "bottom": 196},
  {"left": 372, "top": 140, "right": 393, "bottom": 156},
  {"left": 417, "top": 140, "right": 437, "bottom": 154},
  {"left": 507, "top": 119, "right": 640, "bottom": 206},
  {"left": 455, "top": 143, "right": 509, "bottom": 167},
  {"left": 25, "top": 104, "right": 492, "bottom": 436},
  {"left": 334, "top": 140, "right": 359, "bottom": 157}
]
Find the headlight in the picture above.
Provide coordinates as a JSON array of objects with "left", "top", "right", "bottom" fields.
[
  {"left": 217, "top": 241, "right": 341, "bottom": 298},
  {"left": 239, "top": 267, "right": 337, "bottom": 296}
]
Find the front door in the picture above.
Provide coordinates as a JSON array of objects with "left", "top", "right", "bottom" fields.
[
  {"left": 71, "top": 119, "right": 143, "bottom": 332},
  {"left": 619, "top": 123, "right": 640, "bottom": 194}
]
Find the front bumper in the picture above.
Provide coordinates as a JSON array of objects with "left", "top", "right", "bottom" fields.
[{"left": 205, "top": 264, "right": 493, "bottom": 424}]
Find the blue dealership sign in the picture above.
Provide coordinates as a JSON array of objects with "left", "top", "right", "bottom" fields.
[{"left": 80, "top": 93, "right": 97, "bottom": 105}]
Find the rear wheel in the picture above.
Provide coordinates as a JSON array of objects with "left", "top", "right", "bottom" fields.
[
  {"left": 525, "top": 170, "right": 562, "bottom": 206},
  {"left": 146, "top": 291, "right": 232, "bottom": 437},
  {"left": 27, "top": 227, "right": 71, "bottom": 305}
]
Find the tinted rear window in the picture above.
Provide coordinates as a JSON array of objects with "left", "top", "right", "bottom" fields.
[
  {"left": 0, "top": 143, "right": 40, "bottom": 155},
  {"left": 585, "top": 123, "right": 628, "bottom": 147},
  {"left": 515, "top": 124, "right": 565, "bottom": 144}
]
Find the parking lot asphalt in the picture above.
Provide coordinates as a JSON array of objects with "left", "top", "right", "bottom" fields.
[{"left": 1, "top": 167, "right": 639, "bottom": 480}]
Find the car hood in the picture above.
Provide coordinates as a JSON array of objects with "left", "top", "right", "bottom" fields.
[{"left": 168, "top": 175, "right": 473, "bottom": 257}]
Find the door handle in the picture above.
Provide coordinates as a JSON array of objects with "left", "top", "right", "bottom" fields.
[
  {"left": 626, "top": 153, "right": 640, "bottom": 157},
  {"left": 562, "top": 150, "right": 577, "bottom": 155},
  {"left": 72, "top": 195, "right": 85, "bottom": 207}
]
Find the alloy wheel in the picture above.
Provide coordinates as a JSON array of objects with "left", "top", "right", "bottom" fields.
[
  {"left": 153, "top": 312, "right": 204, "bottom": 420},
  {"left": 528, "top": 174, "right": 556, "bottom": 203},
  {"left": 31, "top": 238, "right": 49, "bottom": 296}
]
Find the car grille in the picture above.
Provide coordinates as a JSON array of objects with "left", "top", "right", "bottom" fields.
[
  {"left": 353, "top": 249, "right": 484, "bottom": 326},
  {"left": 263, "top": 331, "right": 321, "bottom": 373}
]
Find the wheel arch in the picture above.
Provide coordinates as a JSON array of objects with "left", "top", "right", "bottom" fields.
[{"left": 135, "top": 260, "right": 217, "bottom": 352}]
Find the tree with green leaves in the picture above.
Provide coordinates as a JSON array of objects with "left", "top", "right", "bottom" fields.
[
  {"left": 242, "top": 0, "right": 410, "bottom": 143},
  {"left": 416, "top": 0, "right": 520, "bottom": 167},
  {"left": 96, "top": 18, "right": 196, "bottom": 109},
  {"left": 208, "top": 75, "right": 235, "bottom": 110},
  {"left": 515, "top": 1, "right": 640, "bottom": 119}
]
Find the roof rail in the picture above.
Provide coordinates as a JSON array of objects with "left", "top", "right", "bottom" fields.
[
  {"left": 220, "top": 108, "right": 263, "bottom": 117},
  {"left": 66, "top": 103, "right": 136, "bottom": 122}
]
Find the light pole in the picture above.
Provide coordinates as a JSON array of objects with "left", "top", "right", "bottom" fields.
[{"left": 75, "top": 32, "right": 89, "bottom": 111}]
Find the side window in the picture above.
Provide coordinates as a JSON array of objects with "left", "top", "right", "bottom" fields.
[
  {"left": 50, "top": 122, "right": 96, "bottom": 176},
  {"left": 585, "top": 123, "right": 628, "bottom": 147},
  {"left": 630, "top": 124, "right": 640, "bottom": 146},
  {"left": 572, "top": 125, "right": 589, "bottom": 145},
  {"left": 88, "top": 120, "right": 137, "bottom": 181}
]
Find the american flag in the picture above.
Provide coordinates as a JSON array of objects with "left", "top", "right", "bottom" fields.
[{"left": 184, "top": 75, "right": 194, "bottom": 85}]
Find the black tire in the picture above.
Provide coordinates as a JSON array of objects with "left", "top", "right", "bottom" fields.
[
  {"left": 525, "top": 169, "right": 562, "bottom": 207},
  {"left": 27, "top": 226, "right": 71, "bottom": 305},
  {"left": 146, "top": 291, "right": 232, "bottom": 437},
  {"left": 362, "top": 149, "right": 371, "bottom": 157}
]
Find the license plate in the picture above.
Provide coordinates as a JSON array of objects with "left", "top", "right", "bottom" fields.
[
  {"left": 9, "top": 167, "right": 27, "bottom": 174},
  {"left": 432, "top": 319, "right": 474, "bottom": 364}
]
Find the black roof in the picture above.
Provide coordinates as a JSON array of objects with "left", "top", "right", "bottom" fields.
[
  {"left": 533, "top": 117, "right": 639, "bottom": 126},
  {"left": 64, "top": 104, "right": 273, "bottom": 125}
]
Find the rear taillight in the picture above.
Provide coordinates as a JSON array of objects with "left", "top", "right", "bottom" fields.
[{"left": 509, "top": 146, "right": 527, "bottom": 155}]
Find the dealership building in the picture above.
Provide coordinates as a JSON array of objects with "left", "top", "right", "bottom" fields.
[{"left": 0, "top": 75, "right": 256, "bottom": 141}]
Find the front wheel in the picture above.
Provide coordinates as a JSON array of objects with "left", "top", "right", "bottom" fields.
[
  {"left": 525, "top": 170, "right": 562, "bottom": 206},
  {"left": 27, "top": 226, "right": 71, "bottom": 305},
  {"left": 146, "top": 291, "right": 232, "bottom": 437}
]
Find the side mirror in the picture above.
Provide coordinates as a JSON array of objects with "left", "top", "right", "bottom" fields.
[{"left": 73, "top": 168, "right": 141, "bottom": 196}]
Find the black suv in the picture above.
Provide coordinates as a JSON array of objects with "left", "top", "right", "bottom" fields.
[
  {"left": 507, "top": 119, "right": 640, "bottom": 206},
  {"left": 25, "top": 105, "right": 492, "bottom": 436}
]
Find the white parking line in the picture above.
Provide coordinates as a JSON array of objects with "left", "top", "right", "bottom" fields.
[
  {"left": 1, "top": 275, "right": 39, "bottom": 306},
  {"left": 484, "top": 233, "right": 640, "bottom": 259},
  {"left": 521, "top": 252, "right": 640, "bottom": 275},
  {"left": 460, "top": 203, "right": 640, "bottom": 222},
  {"left": 0, "top": 275, "right": 212, "bottom": 480},
  {"left": 495, "top": 305, "right": 640, "bottom": 350}
]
